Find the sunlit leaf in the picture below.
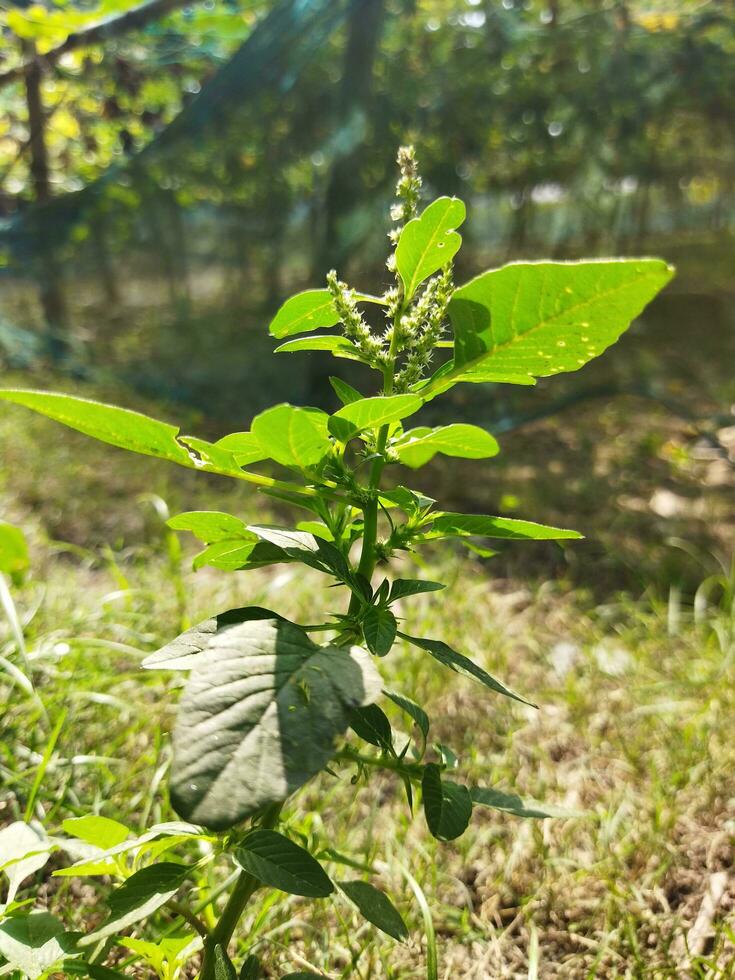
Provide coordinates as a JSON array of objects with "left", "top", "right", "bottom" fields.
[
  {"left": 426, "top": 513, "right": 582, "bottom": 541},
  {"left": 329, "top": 395, "right": 423, "bottom": 440},
  {"left": 396, "top": 197, "right": 466, "bottom": 299},
  {"left": 269, "top": 289, "right": 340, "bottom": 339},
  {"left": 251, "top": 404, "right": 332, "bottom": 468},
  {"left": 394, "top": 424, "right": 499, "bottom": 468}
]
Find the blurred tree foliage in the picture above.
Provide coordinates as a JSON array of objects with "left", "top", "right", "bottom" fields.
[{"left": 0, "top": 0, "right": 733, "bottom": 406}]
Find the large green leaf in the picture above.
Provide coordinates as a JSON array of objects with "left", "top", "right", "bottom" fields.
[
  {"left": 446, "top": 259, "right": 674, "bottom": 384},
  {"left": 235, "top": 830, "right": 333, "bottom": 897},
  {"left": 399, "top": 633, "right": 532, "bottom": 706},
  {"left": 251, "top": 404, "right": 332, "bottom": 468},
  {"left": 426, "top": 513, "right": 582, "bottom": 541},
  {"left": 166, "top": 616, "right": 382, "bottom": 829},
  {"left": 0, "top": 912, "right": 78, "bottom": 979},
  {"left": 394, "top": 424, "right": 499, "bottom": 469},
  {"left": 396, "top": 197, "right": 466, "bottom": 299},
  {"left": 421, "top": 764, "right": 472, "bottom": 841},
  {"left": 213, "top": 432, "right": 268, "bottom": 466},
  {"left": 329, "top": 395, "right": 423, "bottom": 441},
  {"left": 0, "top": 390, "right": 252, "bottom": 481},
  {"left": 81, "top": 863, "right": 189, "bottom": 944},
  {"left": 338, "top": 880, "right": 408, "bottom": 941},
  {"left": 268, "top": 289, "right": 340, "bottom": 339}
]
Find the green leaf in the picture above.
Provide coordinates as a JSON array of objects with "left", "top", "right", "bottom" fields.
[
  {"left": 239, "top": 954, "right": 261, "bottom": 980},
  {"left": 384, "top": 690, "right": 430, "bottom": 739},
  {"left": 338, "top": 880, "right": 409, "bottom": 941},
  {"left": 167, "top": 511, "right": 252, "bottom": 544},
  {"left": 329, "top": 395, "right": 423, "bottom": 440},
  {"left": 251, "top": 404, "right": 332, "bottom": 468},
  {"left": 214, "top": 944, "right": 238, "bottom": 980},
  {"left": 447, "top": 258, "right": 674, "bottom": 382},
  {"left": 0, "top": 521, "right": 30, "bottom": 580},
  {"left": 329, "top": 376, "right": 363, "bottom": 406},
  {"left": 61, "top": 815, "right": 129, "bottom": 850},
  {"left": 212, "top": 432, "right": 268, "bottom": 466},
  {"left": 274, "top": 336, "right": 361, "bottom": 358},
  {"left": 281, "top": 974, "right": 326, "bottom": 979},
  {"left": 269, "top": 289, "right": 340, "bottom": 339},
  {"left": 426, "top": 513, "right": 582, "bottom": 541},
  {"left": 422, "top": 764, "right": 472, "bottom": 841},
  {"left": 471, "top": 786, "right": 576, "bottom": 819},
  {"left": 349, "top": 704, "right": 393, "bottom": 752},
  {"left": 362, "top": 606, "right": 397, "bottom": 657},
  {"left": 388, "top": 579, "right": 445, "bottom": 602},
  {"left": 0, "top": 822, "right": 51, "bottom": 908},
  {"left": 396, "top": 197, "right": 466, "bottom": 299},
  {"left": 64, "top": 961, "right": 129, "bottom": 979},
  {"left": 394, "top": 424, "right": 499, "bottom": 469},
  {"left": 0, "top": 389, "right": 256, "bottom": 482},
  {"left": 399, "top": 632, "right": 533, "bottom": 707},
  {"left": 80, "top": 863, "right": 189, "bottom": 944},
  {"left": 235, "top": 830, "right": 333, "bottom": 898},
  {"left": 167, "top": 617, "right": 382, "bottom": 829},
  {"left": 0, "top": 912, "right": 77, "bottom": 979},
  {"left": 192, "top": 540, "right": 289, "bottom": 573}
]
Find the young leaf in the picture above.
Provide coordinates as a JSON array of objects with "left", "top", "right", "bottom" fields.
[
  {"left": 269, "top": 289, "right": 340, "bottom": 339},
  {"left": 329, "top": 394, "right": 423, "bottom": 439},
  {"left": 362, "top": 606, "right": 397, "bottom": 657},
  {"left": 168, "top": 617, "right": 382, "bottom": 829},
  {"left": 338, "top": 880, "right": 409, "bottom": 941},
  {"left": 447, "top": 258, "right": 674, "bottom": 382},
  {"left": 394, "top": 424, "right": 499, "bottom": 469},
  {"left": 167, "top": 511, "right": 252, "bottom": 544},
  {"left": 0, "top": 912, "right": 77, "bottom": 979},
  {"left": 471, "top": 786, "right": 576, "bottom": 819},
  {"left": 251, "top": 404, "right": 332, "bottom": 468},
  {"left": 80, "top": 863, "right": 189, "bottom": 944},
  {"left": 274, "top": 336, "right": 361, "bottom": 358},
  {"left": 426, "top": 513, "right": 582, "bottom": 541},
  {"left": 61, "top": 815, "right": 129, "bottom": 850},
  {"left": 384, "top": 690, "right": 430, "bottom": 740},
  {"left": 349, "top": 704, "right": 393, "bottom": 752},
  {"left": 329, "top": 376, "right": 363, "bottom": 406},
  {"left": 388, "top": 579, "right": 445, "bottom": 602},
  {"left": 421, "top": 764, "right": 472, "bottom": 841},
  {"left": 396, "top": 196, "right": 466, "bottom": 299},
  {"left": 399, "top": 632, "right": 533, "bottom": 706},
  {"left": 235, "top": 830, "right": 333, "bottom": 898}
]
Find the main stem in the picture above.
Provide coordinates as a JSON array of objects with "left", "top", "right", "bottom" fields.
[
  {"left": 347, "top": 306, "right": 403, "bottom": 617},
  {"left": 199, "top": 804, "right": 281, "bottom": 979}
]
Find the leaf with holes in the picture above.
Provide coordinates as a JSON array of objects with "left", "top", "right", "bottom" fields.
[
  {"left": 396, "top": 197, "right": 466, "bottom": 299},
  {"left": 446, "top": 259, "right": 673, "bottom": 385}
]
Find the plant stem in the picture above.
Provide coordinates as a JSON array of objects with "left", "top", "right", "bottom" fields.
[{"left": 199, "top": 804, "right": 282, "bottom": 979}]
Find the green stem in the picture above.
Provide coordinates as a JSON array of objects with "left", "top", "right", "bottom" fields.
[{"left": 199, "top": 804, "right": 282, "bottom": 979}]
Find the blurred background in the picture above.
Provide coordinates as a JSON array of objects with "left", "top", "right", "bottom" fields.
[
  {"left": 1, "top": 4, "right": 735, "bottom": 974},
  {"left": 1, "top": 0, "right": 733, "bottom": 591}
]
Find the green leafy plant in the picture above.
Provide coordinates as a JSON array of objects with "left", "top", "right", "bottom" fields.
[{"left": 0, "top": 147, "right": 673, "bottom": 978}]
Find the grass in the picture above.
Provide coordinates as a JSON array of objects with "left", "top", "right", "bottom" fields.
[{"left": 1, "top": 375, "right": 734, "bottom": 978}]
